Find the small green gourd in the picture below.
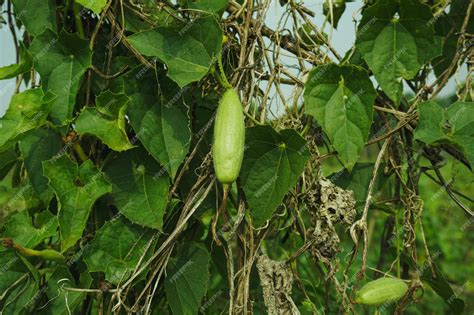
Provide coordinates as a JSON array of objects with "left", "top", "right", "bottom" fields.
[
  {"left": 213, "top": 89, "right": 245, "bottom": 186},
  {"left": 2, "top": 237, "right": 65, "bottom": 262},
  {"left": 355, "top": 277, "right": 409, "bottom": 306}
]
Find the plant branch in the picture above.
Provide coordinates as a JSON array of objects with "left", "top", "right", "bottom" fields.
[
  {"left": 432, "top": 166, "right": 474, "bottom": 217},
  {"left": 227, "top": 1, "right": 321, "bottom": 65}
]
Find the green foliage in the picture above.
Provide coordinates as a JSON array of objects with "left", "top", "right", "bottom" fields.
[
  {"left": 0, "top": 148, "right": 17, "bottom": 179},
  {"left": 30, "top": 30, "right": 92, "bottom": 124},
  {"left": 0, "top": 88, "right": 52, "bottom": 151},
  {"left": 11, "top": 0, "right": 57, "bottom": 36},
  {"left": 103, "top": 147, "right": 169, "bottom": 229},
  {"left": 323, "top": 0, "right": 346, "bottom": 29},
  {"left": 187, "top": 0, "right": 229, "bottom": 16},
  {"left": 415, "top": 101, "right": 474, "bottom": 168},
  {"left": 75, "top": 0, "right": 107, "bottom": 14},
  {"left": 355, "top": 0, "right": 442, "bottom": 103},
  {"left": 433, "top": 0, "right": 474, "bottom": 77},
  {"left": 241, "top": 125, "right": 310, "bottom": 226},
  {"left": 128, "top": 17, "right": 223, "bottom": 87},
  {"left": 165, "top": 244, "right": 211, "bottom": 315},
  {"left": 42, "top": 267, "right": 92, "bottom": 314},
  {"left": 83, "top": 216, "right": 155, "bottom": 284},
  {"left": 0, "top": 44, "right": 32, "bottom": 80},
  {"left": 3, "top": 210, "right": 58, "bottom": 248},
  {"left": 333, "top": 162, "right": 388, "bottom": 208},
  {"left": 420, "top": 257, "right": 465, "bottom": 314},
  {"left": 43, "top": 155, "right": 112, "bottom": 251},
  {"left": 76, "top": 90, "right": 135, "bottom": 151},
  {"left": 128, "top": 91, "right": 191, "bottom": 178},
  {"left": 304, "top": 64, "right": 376, "bottom": 169},
  {"left": 19, "top": 128, "right": 62, "bottom": 202}
]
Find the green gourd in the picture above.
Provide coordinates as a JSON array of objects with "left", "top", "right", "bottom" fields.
[
  {"left": 3, "top": 237, "right": 66, "bottom": 262},
  {"left": 213, "top": 89, "right": 245, "bottom": 186},
  {"left": 355, "top": 277, "right": 409, "bottom": 306}
]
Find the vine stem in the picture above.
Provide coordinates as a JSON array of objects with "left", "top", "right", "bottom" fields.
[
  {"left": 226, "top": 235, "right": 235, "bottom": 314},
  {"left": 73, "top": 142, "right": 88, "bottom": 162},
  {"left": 212, "top": 184, "right": 231, "bottom": 246},
  {"left": 432, "top": 166, "right": 473, "bottom": 217},
  {"left": 243, "top": 110, "right": 262, "bottom": 125},
  {"left": 431, "top": 0, "right": 473, "bottom": 98},
  {"left": 73, "top": 3, "right": 85, "bottom": 38},
  {"left": 350, "top": 137, "right": 392, "bottom": 279},
  {"left": 0, "top": 273, "right": 30, "bottom": 301},
  {"left": 7, "top": 0, "right": 19, "bottom": 62},
  {"left": 89, "top": 0, "right": 113, "bottom": 50},
  {"left": 117, "top": 179, "right": 215, "bottom": 290},
  {"left": 215, "top": 53, "right": 233, "bottom": 90}
]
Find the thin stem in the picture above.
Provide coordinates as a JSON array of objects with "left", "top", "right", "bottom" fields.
[
  {"left": 89, "top": 0, "right": 113, "bottom": 50},
  {"left": 217, "top": 53, "right": 233, "bottom": 90},
  {"left": 432, "top": 0, "right": 473, "bottom": 97},
  {"left": 212, "top": 184, "right": 231, "bottom": 246},
  {"left": 73, "top": 142, "right": 88, "bottom": 162},
  {"left": 432, "top": 166, "right": 473, "bottom": 217},
  {"left": 422, "top": 170, "right": 473, "bottom": 202},
  {"left": 73, "top": 3, "right": 85, "bottom": 38},
  {"left": 351, "top": 137, "right": 392, "bottom": 278},
  {"left": 7, "top": 0, "right": 19, "bottom": 62}
]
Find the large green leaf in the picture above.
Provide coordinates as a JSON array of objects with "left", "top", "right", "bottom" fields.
[
  {"left": 415, "top": 101, "right": 474, "bottom": 168},
  {"left": 128, "top": 93, "right": 191, "bottom": 179},
  {"left": 241, "top": 126, "right": 310, "bottom": 227},
  {"left": 30, "top": 31, "right": 92, "bottom": 124},
  {"left": 103, "top": 147, "right": 169, "bottom": 229},
  {"left": 19, "top": 128, "right": 63, "bottom": 202},
  {"left": 83, "top": 216, "right": 154, "bottom": 284},
  {"left": 0, "top": 88, "right": 52, "bottom": 151},
  {"left": 127, "top": 17, "right": 222, "bottom": 87},
  {"left": 0, "top": 44, "right": 33, "bottom": 80},
  {"left": 75, "top": 0, "right": 107, "bottom": 14},
  {"left": 304, "top": 64, "right": 376, "bottom": 170},
  {"left": 43, "top": 155, "right": 112, "bottom": 251},
  {"left": 165, "top": 244, "right": 210, "bottom": 315},
  {"left": 75, "top": 90, "right": 134, "bottom": 151},
  {"left": 12, "top": 0, "right": 57, "bottom": 36},
  {"left": 355, "top": 0, "right": 442, "bottom": 103},
  {"left": 2, "top": 210, "right": 58, "bottom": 248}
]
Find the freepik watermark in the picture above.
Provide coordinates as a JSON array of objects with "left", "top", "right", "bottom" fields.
[
  {"left": 167, "top": 261, "right": 194, "bottom": 283},
  {"left": 200, "top": 290, "right": 224, "bottom": 312}
]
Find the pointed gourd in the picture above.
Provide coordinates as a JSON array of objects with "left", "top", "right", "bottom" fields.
[{"left": 213, "top": 89, "right": 245, "bottom": 185}]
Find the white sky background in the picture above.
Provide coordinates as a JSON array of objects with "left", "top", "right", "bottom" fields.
[
  {"left": 0, "top": 1, "right": 466, "bottom": 117},
  {"left": 0, "top": 11, "right": 19, "bottom": 116}
]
